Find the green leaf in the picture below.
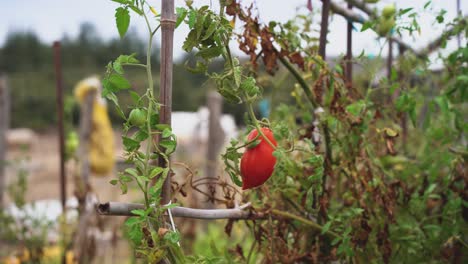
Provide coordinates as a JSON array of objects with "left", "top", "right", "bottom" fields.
[
  {"left": 188, "top": 9, "right": 197, "bottom": 28},
  {"left": 111, "top": 0, "right": 131, "bottom": 5},
  {"left": 321, "top": 221, "right": 332, "bottom": 235},
  {"left": 124, "top": 216, "right": 140, "bottom": 227},
  {"left": 149, "top": 167, "right": 164, "bottom": 179},
  {"left": 122, "top": 136, "right": 140, "bottom": 151},
  {"left": 195, "top": 13, "right": 206, "bottom": 39},
  {"left": 133, "top": 129, "right": 149, "bottom": 142},
  {"left": 131, "top": 209, "right": 146, "bottom": 217},
  {"left": 240, "top": 77, "right": 259, "bottom": 97},
  {"left": 115, "top": 7, "right": 131, "bottom": 38},
  {"left": 196, "top": 46, "right": 222, "bottom": 60},
  {"left": 116, "top": 53, "right": 140, "bottom": 64},
  {"left": 175, "top": 7, "right": 188, "bottom": 28},
  {"left": 109, "top": 179, "right": 118, "bottom": 185},
  {"left": 113, "top": 61, "right": 123, "bottom": 74},
  {"left": 182, "top": 30, "right": 198, "bottom": 52},
  {"left": 103, "top": 73, "right": 131, "bottom": 92},
  {"left": 120, "top": 182, "right": 128, "bottom": 194},
  {"left": 160, "top": 139, "right": 177, "bottom": 154},
  {"left": 229, "top": 171, "right": 242, "bottom": 187},
  {"left": 162, "top": 128, "right": 172, "bottom": 138},
  {"left": 120, "top": 175, "right": 133, "bottom": 183},
  {"left": 164, "top": 231, "right": 180, "bottom": 244},
  {"left": 202, "top": 21, "right": 217, "bottom": 41},
  {"left": 110, "top": 0, "right": 130, "bottom": 4},
  {"left": 129, "top": 90, "right": 140, "bottom": 104},
  {"left": 128, "top": 5, "right": 143, "bottom": 16},
  {"left": 399, "top": 8, "right": 413, "bottom": 16},
  {"left": 360, "top": 21, "right": 373, "bottom": 32},
  {"left": 125, "top": 168, "right": 139, "bottom": 178}
]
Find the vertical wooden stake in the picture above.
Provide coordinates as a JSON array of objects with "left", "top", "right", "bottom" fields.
[
  {"left": 53, "top": 41, "right": 67, "bottom": 214},
  {"left": 159, "top": 0, "right": 176, "bottom": 206},
  {"left": 204, "top": 91, "right": 225, "bottom": 208},
  {"left": 0, "top": 73, "right": 10, "bottom": 209}
]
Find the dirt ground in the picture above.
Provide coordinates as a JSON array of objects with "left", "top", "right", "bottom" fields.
[{"left": 5, "top": 129, "right": 126, "bottom": 204}]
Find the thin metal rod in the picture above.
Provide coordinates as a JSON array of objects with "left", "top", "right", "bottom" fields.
[
  {"left": 53, "top": 41, "right": 66, "bottom": 213},
  {"left": 346, "top": 2, "right": 353, "bottom": 88},
  {"left": 159, "top": 0, "right": 176, "bottom": 205},
  {"left": 97, "top": 202, "right": 254, "bottom": 219}
]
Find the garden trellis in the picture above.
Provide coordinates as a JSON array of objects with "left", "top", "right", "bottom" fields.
[
  {"left": 90, "top": 0, "right": 467, "bottom": 262},
  {"left": 97, "top": 0, "right": 465, "bottom": 218}
]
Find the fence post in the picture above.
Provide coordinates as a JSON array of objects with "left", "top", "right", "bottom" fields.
[
  {"left": 0, "top": 73, "right": 10, "bottom": 209},
  {"left": 204, "top": 91, "right": 225, "bottom": 208}
]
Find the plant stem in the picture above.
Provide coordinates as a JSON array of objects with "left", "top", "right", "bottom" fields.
[
  {"left": 247, "top": 102, "right": 277, "bottom": 149},
  {"left": 142, "top": 0, "right": 155, "bottom": 208},
  {"left": 270, "top": 209, "right": 341, "bottom": 239},
  {"left": 278, "top": 55, "right": 317, "bottom": 108}
]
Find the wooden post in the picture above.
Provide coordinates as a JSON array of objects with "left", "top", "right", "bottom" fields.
[
  {"left": 204, "top": 91, "right": 225, "bottom": 208},
  {"left": 78, "top": 91, "right": 95, "bottom": 191},
  {"left": 0, "top": 73, "right": 10, "bottom": 209},
  {"left": 159, "top": 0, "right": 176, "bottom": 206}
]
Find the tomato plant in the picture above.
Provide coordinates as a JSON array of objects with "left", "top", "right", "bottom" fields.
[{"left": 102, "top": 0, "right": 467, "bottom": 263}]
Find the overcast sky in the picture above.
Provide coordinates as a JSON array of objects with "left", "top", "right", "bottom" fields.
[{"left": 0, "top": 0, "right": 466, "bottom": 64}]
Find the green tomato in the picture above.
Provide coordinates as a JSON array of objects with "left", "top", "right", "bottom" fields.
[
  {"left": 382, "top": 4, "right": 396, "bottom": 19},
  {"left": 66, "top": 131, "right": 79, "bottom": 156},
  {"left": 376, "top": 17, "right": 395, "bottom": 36},
  {"left": 128, "top": 108, "right": 147, "bottom": 127}
]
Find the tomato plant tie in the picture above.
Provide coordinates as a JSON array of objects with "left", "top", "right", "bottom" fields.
[{"left": 165, "top": 200, "right": 180, "bottom": 247}]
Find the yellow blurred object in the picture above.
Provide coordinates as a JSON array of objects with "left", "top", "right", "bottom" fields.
[
  {"left": 74, "top": 76, "right": 115, "bottom": 176},
  {"left": 2, "top": 256, "right": 20, "bottom": 264},
  {"left": 2, "top": 247, "right": 75, "bottom": 264}
]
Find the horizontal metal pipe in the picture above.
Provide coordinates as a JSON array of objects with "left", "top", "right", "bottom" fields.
[{"left": 97, "top": 202, "right": 255, "bottom": 219}]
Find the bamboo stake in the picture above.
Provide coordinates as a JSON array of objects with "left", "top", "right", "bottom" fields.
[{"left": 159, "top": 0, "right": 176, "bottom": 206}]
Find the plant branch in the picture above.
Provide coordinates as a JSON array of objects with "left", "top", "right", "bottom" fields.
[
  {"left": 278, "top": 55, "right": 318, "bottom": 108},
  {"left": 96, "top": 202, "right": 341, "bottom": 239},
  {"left": 270, "top": 209, "right": 341, "bottom": 239}
]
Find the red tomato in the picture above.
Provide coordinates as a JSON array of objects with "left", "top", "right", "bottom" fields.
[{"left": 240, "top": 127, "right": 277, "bottom": 190}]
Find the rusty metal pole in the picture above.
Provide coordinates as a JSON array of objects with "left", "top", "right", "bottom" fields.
[
  {"left": 53, "top": 41, "right": 67, "bottom": 213},
  {"left": 0, "top": 73, "right": 10, "bottom": 209},
  {"left": 346, "top": 3, "right": 353, "bottom": 89},
  {"left": 159, "top": 0, "right": 176, "bottom": 206},
  {"left": 456, "top": 0, "right": 461, "bottom": 48},
  {"left": 319, "top": 0, "right": 331, "bottom": 60}
]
